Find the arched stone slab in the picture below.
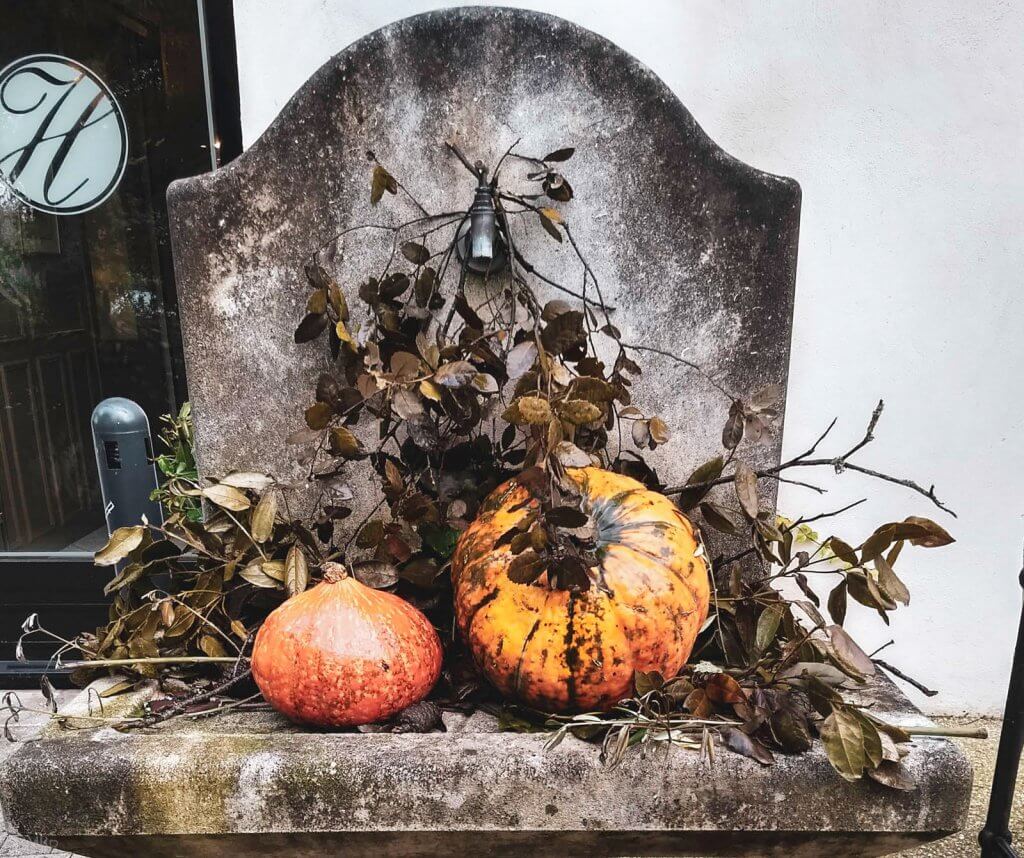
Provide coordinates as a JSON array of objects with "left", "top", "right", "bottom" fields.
[{"left": 167, "top": 6, "right": 800, "bottom": 505}]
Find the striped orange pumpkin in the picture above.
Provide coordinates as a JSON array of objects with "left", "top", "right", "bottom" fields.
[{"left": 452, "top": 467, "right": 710, "bottom": 712}]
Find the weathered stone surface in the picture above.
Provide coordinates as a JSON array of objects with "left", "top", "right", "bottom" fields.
[
  {"left": 167, "top": 6, "right": 800, "bottom": 520},
  {"left": 0, "top": 674, "right": 970, "bottom": 858}
]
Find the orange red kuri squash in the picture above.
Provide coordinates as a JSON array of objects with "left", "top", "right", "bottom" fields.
[
  {"left": 452, "top": 467, "right": 710, "bottom": 713},
  {"left": 252, "top": 562, "right": 442, "bottom": 726}
]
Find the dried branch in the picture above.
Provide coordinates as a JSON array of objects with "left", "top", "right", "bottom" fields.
[
  {"left": 60, "top": 657, "right": 240, "bottom": 669},
  {"left": 665, "top": 401, "right": 956, "bottom": 517},
  {"left": 873, "top": 659, "right": 938, "bottom": 697},
  {"left": 133, "top": 668, "right": 255, "bottom": 729},
  {"left": 446, "top": 141, "right": 483, "bottom": 179},
  {"left": 618, "top": 341, "right": 735, "bottom": 401},
  {"left": 794, "top": 497, "right": 868, "bottom": 526},
  {"left": 511, "top": 246, "right": 612, "bottom": 309},
  {"left": 717, "top": 497, "right": 867, "bottom": 570}
]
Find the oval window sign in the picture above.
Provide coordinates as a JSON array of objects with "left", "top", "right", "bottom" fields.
[{"left": 0, "top": 54, "right": 128, "bottom": 215}]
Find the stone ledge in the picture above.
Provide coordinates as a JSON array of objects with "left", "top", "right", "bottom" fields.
[{"left": 0, "top": 675, "right": 971, "bottom": 858}]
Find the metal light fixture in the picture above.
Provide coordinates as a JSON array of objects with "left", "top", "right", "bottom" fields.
[{"left": 456, "top": 173, "right": 507, "bottom": 275}]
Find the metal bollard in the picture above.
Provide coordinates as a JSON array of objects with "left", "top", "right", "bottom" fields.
[
  {"left": 91, "top": 397, "right": 164, "bottom": 537},
  {"left": 980, "top": 552, "right": 1024, "bottom": 857}
]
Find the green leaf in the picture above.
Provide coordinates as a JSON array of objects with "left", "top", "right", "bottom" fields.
[{"left": 421, "top": 523, "right": 460, "bottom": 559}]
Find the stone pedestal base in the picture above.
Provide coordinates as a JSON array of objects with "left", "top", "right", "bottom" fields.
[{"left": 0, "top": 676, "right": 971, "bottom": 858}]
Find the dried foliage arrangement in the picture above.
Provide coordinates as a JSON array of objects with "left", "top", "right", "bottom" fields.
[{"left": 10, "top": 143, "right": 975, "bottom": 789}]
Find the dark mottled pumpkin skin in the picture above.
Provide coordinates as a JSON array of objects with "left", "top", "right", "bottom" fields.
[
  {"left": 252, "top": 569, "right": 442, "bottom": 727},
  {"left": 452, "top": 467, "right": 710, "bottom": 713}
]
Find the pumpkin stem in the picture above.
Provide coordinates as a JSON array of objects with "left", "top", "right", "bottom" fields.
[{"left": 322, "top": 562, "right": 350, "bottom": 583}]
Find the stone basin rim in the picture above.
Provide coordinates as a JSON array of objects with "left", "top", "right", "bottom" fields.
[{"left": 0, "top": 675, "right": 972, "bottom": 849}]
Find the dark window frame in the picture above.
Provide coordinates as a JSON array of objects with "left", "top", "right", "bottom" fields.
[{"left": 0, "top": 0, "right": 241, "bottom": 681}]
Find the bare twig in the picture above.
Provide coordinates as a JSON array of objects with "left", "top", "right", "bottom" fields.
[
  {"left": 311, "top": 212, "right": 461, "bottom": 259},
  {"left": 619, "top": 341, "right": 735, "bottom": 401},
  {"left": 794, "top": 497, "right": 868, "bottom": 526},
  {"left": 492, "top": 137, "right": 521, "bottom": 183},
  {"left": 907, "top": 724, "right": 988, "bottom": 739},
  {"left": 446, "top": 141, "right": 483, "bottom": 179},
  {"left": 665, "top": 401, "right": 956, "bottom": 516},
  {"left": 718, "top": 497, "right": 869, "bottom": 570},
  {"left": 60, "top": 657, "right": 240, "bottom": 669},
  {"left": 511, "top": 246, "right": 613, "bottom": 309},
  {"left": 132, "top": 668, "right": 255, "bottom": 728},
  {"left": 873, "top": 658, "right": 939, "bottom": 697},
  {"left": 762, "top": 474, "right": 826, "bottom": 494}
]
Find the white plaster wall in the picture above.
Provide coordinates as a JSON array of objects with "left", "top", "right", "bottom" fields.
[{"left": 233, "top": 0, "right": 1024, "bottom": 715}]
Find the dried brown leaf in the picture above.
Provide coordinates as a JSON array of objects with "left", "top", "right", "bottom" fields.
[
  {"left": 94, "top": 526, "right": 146, "bottom": 567},
  {"left": 733, "top": 461, "right": 759, "bottom": 520}
]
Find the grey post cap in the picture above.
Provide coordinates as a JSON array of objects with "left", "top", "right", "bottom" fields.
[{"left": 91, "top": 397, "right": 151, "bottom": 435}]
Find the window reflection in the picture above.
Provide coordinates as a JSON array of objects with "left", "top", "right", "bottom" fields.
[{"left": 0, "top": 1, "right": 212, "bottom": 551}]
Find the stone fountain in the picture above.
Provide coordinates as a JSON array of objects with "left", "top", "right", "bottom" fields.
[{"left": 0, "top": 8, "right": 970, "bottom": 856}]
